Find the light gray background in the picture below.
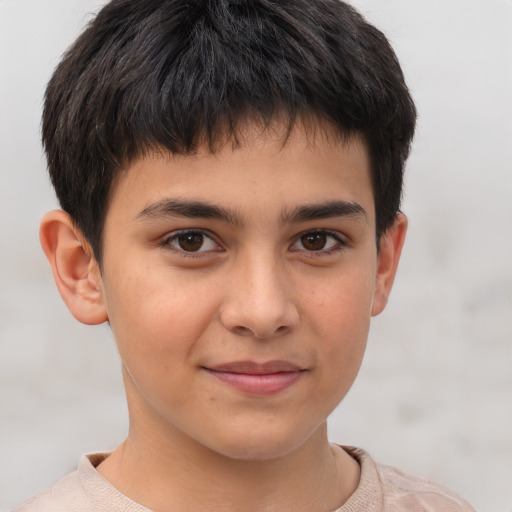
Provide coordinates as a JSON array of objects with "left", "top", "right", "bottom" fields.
[{"left": 1, "top": 1, "right": 511, "bottom": 511}]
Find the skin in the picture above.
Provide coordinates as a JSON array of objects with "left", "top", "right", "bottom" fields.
[{"left": 40, "top": 122, "right": 407, "bottom": 512}]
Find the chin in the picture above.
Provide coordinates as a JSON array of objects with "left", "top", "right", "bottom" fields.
[{"left": 202, "top": 423, "right": 321, "bottom": 462}]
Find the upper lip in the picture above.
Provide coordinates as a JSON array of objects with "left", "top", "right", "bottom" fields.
[{"left": 205, "top": 360, "right": 303, "bottom": 374}]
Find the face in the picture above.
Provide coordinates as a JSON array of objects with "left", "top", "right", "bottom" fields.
[{"left": 97, "top": 124, "right": 384, "bottom": 461}]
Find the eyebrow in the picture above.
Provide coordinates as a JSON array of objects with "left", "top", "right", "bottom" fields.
[
  {"left": 135, "top": 198, "right": 367, "bottom": 227},
  {"left": 281, "top": 201, "right": 367, "bottom": 225},
  {"left": 135, "top": 199, "right": 244, "bottom": 227}
]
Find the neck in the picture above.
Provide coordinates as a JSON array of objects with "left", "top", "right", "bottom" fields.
[{"left": 98, "top": 420, "right": 359, "bottom": 512}]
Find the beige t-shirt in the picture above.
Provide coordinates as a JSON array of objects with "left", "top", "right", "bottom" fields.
[{"left": 14, "top": 446, "right": 477, "bottom": 511}]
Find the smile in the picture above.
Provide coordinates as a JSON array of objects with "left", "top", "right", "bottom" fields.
[{"left": 204, "top": 361, "right": 305, "bottom": 396}]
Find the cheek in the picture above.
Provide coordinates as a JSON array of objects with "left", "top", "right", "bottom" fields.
[
  {"left": 103, "top": 274, "right": 221, "bottom": 419},
  {"left": 305, "top": 266, "right": 375, "bottom": 383},
  {"left": 308, "top": 264, "right": 375, "bottom": 333},
  {"left": 102, "top": 264, "right": 220, "bottom": 365}
]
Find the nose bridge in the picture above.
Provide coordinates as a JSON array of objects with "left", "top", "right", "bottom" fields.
[{"left": 220, "top": 247, "right": 299, "bottom": 339}]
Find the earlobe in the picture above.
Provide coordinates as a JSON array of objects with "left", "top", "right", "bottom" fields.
[
  {"left": 371, "top": 213, "right": 407, "bottom": 317},
  {"left": 40, "top": 210, "right": 108, "bottom": 325}
]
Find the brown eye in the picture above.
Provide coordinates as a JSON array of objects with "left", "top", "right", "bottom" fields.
[
  {"left": 300, "top": 232, "right": 327, "bottom": 251},
  {"left": 165, "top": 230, "right": 219, "bottom": 255},
  {"left": 177, "top": 232, "right": 205, "bottom": 252},
  {"left": 290, "top": 230, "right": 343, "bottom": 253}
]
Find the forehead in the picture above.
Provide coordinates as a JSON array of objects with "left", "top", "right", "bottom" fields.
[{"left": 108, "top": 122, "right": 375, "bottom": 225}]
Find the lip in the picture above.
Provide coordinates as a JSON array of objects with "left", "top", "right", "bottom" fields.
[{"left": 204, "top": 360, "right": 305, "bottom": 396}]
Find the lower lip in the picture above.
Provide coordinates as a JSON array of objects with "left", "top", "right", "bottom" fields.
[{"left": 205, "top": 369, "right": 303, "bottom": 396}]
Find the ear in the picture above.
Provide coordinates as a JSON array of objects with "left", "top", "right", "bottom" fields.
[
  {"left": 39, "top": 210, "right": 108, "bottom": 325},
  {"left": 371, "top": 213, "right": 407, "bottom": 317}
]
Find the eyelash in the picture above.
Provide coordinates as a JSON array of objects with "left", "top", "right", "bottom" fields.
[
  {"left": 161, "top": 229, "right": 221, "bottom": 258},
  {"left": 161, "top": 229, "right": 347, "bottom": 257},
  {"left": 290, "top": 229, "right": 347, "bottom": 255}
]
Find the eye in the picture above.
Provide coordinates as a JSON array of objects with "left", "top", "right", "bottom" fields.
[
  {"left": 164, "top": 230, "right": 220, "bottom": 254},
  {"left": 290, "top": 230, "right": 344, "bottom": 253}
]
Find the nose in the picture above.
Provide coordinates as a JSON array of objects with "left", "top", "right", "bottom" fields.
[{"left": 219, "top": 254, "right": 300, "bottom": 340}]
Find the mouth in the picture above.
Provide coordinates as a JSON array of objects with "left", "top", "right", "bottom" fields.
[{"left": 203, "top": 360, "right": 305, "bottom": 396}]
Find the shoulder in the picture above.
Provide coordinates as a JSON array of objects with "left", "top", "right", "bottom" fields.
[
  {"left": 13, "top": 453, "right": 151, "bottom": 512},
  {"left": 13, "top": 469, "right": 90, "bottom": 512},
  {"left": 340, "top": 446, "right": 478, "bottom": 512},
  {"left": 375, "top": 459, "right": 477, "bottom": 511}
]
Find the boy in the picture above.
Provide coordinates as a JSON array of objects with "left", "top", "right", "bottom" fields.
[{"left": 16, "top": 0, "right": 476, "bottom": 510}]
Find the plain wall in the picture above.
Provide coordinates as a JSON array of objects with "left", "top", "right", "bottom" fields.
[{"left": 0, "top": 1, "right": 511, "bottom": 510}]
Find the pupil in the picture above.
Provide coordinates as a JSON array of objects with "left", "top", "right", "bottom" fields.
[
  {"left": 178, "top": 233, "right": 203, "bottom": 252},
  {"left": 302, "top": 233, "right": 326, "bottom": 251}
]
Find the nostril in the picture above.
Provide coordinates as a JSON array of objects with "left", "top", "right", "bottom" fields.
[
  {"left": 232, "top": 324, "right": 289, "bottom": 340},
  {"left": 234, "top": 325, "right": 254, "bottom": 337}
]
